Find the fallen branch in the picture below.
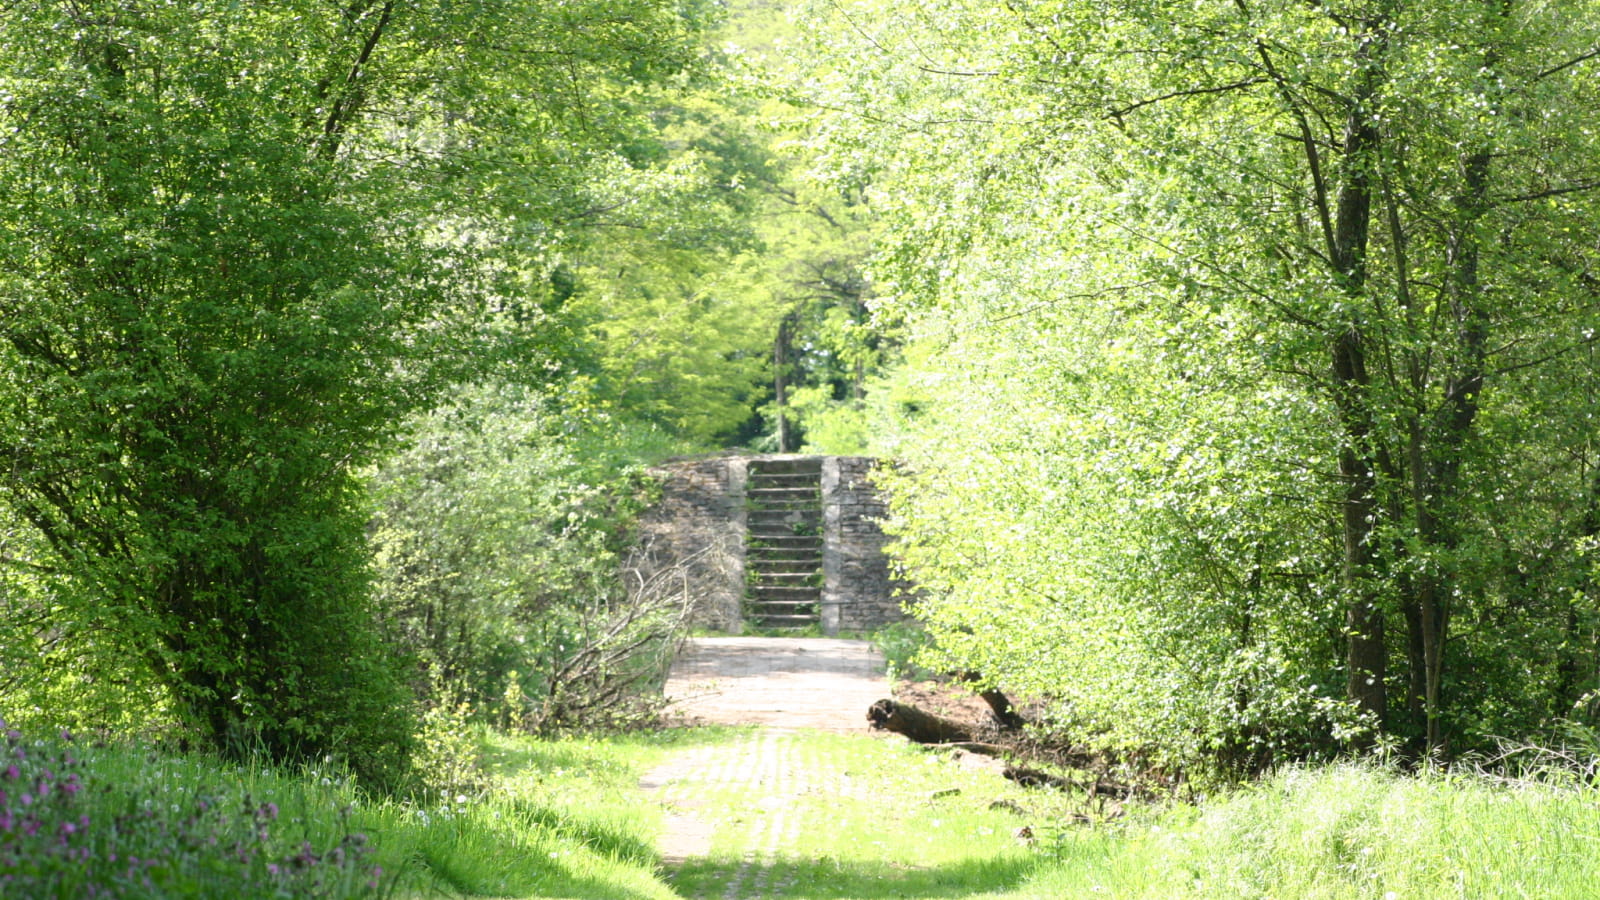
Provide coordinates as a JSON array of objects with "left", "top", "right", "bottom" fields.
[
  {"left": 928, "top": 741, "right": 1012, "bottom": 757},
  {"left": 955, "top": 671, "right": 1029, "bottom": 730}
]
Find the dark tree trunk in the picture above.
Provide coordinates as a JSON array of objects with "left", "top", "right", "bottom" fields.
[
  {"left": 774, "top": 315, "right": 791, "bottom": 452},
  {"left": 1329, "top": 88, "right": 1387, "bottom": 730}
]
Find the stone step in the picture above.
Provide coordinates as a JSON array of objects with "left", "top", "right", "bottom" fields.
[
  {"left": 749, "top": 614, "right": 819, "bottom": 628},
  {"left": 747, "top": 474, "right": 821, "bottom": 489},
  {"left": 748, "top": 543, "right": 821, "bottom": 554},
  {"left": 748, "top": 554, "right": 825, "bottom": 566},
  {"left": 749, "top": 585, "right": 821, "bottom": 602},
  {"left": 749, "top": 532, "right": 823, "bottom": 544},
  {"left": 747, "top": 458, "right": 825, "bottom": 477},
  {"left": 748, "top": 479, "right": 819, "bottom": 490},
  {"left": 748, "top": 518, "right": 823, "bottom": 531},
  {"left": 746, "top": 498, "right": 821, "bottom": 512},
  {"left": 749, "top": 556, "right": 821, "bottom": 569},
  {"left": 747, "top": 480, "right": 820, "bottom": 492},
  {"left": 751, "top": 570, "right": 820, "bottom": 584},
  {"left": 748, "top": 598, "right": 818, "bottom": 610},
  {"left": 747, "top": 508, "right": 821, "bottom": 523}
]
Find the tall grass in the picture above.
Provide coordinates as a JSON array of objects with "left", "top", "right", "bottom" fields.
[
  {"left": 0, "top": 719, "right": 706, "bottom": 899},
  {"left": 1021, "top": 761, "right": 1600, "bottom": 899},
  {"left": 0, "top": 720, "right": 387, "bottom": 898},
  {"left": 16, "top": 716, "right": 1600, "bottom": 900}
]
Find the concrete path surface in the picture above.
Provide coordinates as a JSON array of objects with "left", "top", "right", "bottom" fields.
[{"left": 661, "top": 636, "right": 888, "bottom": 732}]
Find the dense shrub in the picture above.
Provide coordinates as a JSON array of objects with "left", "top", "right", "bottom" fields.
[{"left": 369, "top": 383, "right": 690, "bottom": 731}]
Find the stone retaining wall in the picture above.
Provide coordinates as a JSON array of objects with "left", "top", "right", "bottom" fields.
[
  {"left": 821, "top": 457, "right": 912, "bottom": 634},
  {"left": 633, "top": 455, "right": 747, "bottom": 631},
  {"left": 640, "top": 453, "right": 910, "bottom": 635}
]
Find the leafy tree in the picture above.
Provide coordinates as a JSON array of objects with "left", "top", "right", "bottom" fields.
[
  {"left": 801, "top": 0, "right": 1600, "bottom": 767},
  {"left": 0, "top": 0, "right": 714, "bottom": 784},
  {"left": 716, "top": 0, "right": 900, "bottom": 453}
]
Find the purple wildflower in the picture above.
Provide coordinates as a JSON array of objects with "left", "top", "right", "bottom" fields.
[{"left": 2, "top": 764, "right": 17, "bottom": 780}]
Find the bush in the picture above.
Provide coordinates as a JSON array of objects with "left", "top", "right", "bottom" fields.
[{"left": 368, "top": 383, "right": 690, "bottom": 731}]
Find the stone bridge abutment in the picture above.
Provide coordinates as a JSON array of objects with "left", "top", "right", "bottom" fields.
[{"left": 634, "top": 454, "right": 911, "bottom": 635}]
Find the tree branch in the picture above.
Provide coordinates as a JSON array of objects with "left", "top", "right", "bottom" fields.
[
  {"left": 1107, "top": 78, "right": 1266, "bottom": 120},
  {"left": 1498, "top": 179, "right": 1600, "bottom": 204},
  {"left": 1537, "top": 47, "right": 1600, "bottom": 81}
]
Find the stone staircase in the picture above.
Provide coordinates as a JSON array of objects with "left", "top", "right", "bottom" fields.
[{"left": 744, "top": 457, "right": 824, "bottom": 629}]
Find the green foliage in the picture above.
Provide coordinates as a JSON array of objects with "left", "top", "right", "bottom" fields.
[
  {"left": 367, "top": 383, "right": 687, "bottom": 731},
  {"left": 873, "top": 621, "right": 936, "bottom": 682},
  {"left": 0, "top": 0, "right": 719, "bottom": 787},
  {"left": 798, "top": 0, "right": 1600, "bottom": 771},
  {"left": 412, "top": 697, "right": 485, "bottom": 805}
]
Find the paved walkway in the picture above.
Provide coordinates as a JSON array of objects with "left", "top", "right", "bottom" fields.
[{"left": 662, "top": 636, "right": 888, "bottom": 732}]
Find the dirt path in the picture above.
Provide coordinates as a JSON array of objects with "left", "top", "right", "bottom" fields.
[
  {"left": 661, "top": 637, "right": 888, "bottom": 732},
  {"left": 646, "top": 637, "right": 891, "bottom": 895}
]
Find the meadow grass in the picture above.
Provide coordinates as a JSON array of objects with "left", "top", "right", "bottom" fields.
[
  {"left": 0, "top": 720, "right": 389, "bottom": 898},
  {"left": 1015, "top": 761, "right": 1600, "bottom": 899},
  {"left": 12, "top": 719, "right": 1600, "bottom": 899},
  {"left": 0, "top": 719, "right": 714, "bottom": 899}
]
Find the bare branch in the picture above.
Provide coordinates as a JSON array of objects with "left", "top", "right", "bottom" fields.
[
  {"left": 1498, "top": 179, "right": 1600, "bottom": 204},
  {"left": 1106, "top": 77, "right": 1267, "bottom": 120},
  {"left": 1537, "top": 46, "right": 1600, "bottom": 81}
]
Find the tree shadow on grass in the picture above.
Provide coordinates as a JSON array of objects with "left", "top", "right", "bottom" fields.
[{"left": 669, "top": 852, "right": 1039, "bottom": 899}]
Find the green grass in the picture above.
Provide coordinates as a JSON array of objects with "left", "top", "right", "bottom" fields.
[
  {"left": 666, "top": 730, "right": 1044, "bottom": 899},
  {"left": 0, "top": 722, "right": 717, "bottom": 899},
  {"left": 1017, "top": 762, "right": 1600, "bottom": 899},
  {"left": 15, "top": 722, "right": 1600, "bottom": 899}
]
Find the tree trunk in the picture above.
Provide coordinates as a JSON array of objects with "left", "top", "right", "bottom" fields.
[
  {"left": 774, "top": 315, "right": 791, "bottom": 452},
  {"left": 1403, "top": 147, "right": 1491, "bottom": 752},
  {"left": 1328, "top": 66, "right": 1387, "bottom": 730}
]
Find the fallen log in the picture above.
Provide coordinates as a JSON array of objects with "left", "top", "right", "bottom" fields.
[
  {"left": 1002, "top": 765, "right": 1159, "bottom": 801},
  {"left": 867, "top": 698, "right": 976, "bottom": 743}
]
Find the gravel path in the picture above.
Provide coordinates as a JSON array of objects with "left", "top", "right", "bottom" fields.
[{"left": 646, "top": 637, "right": 890, "bottom": 896}]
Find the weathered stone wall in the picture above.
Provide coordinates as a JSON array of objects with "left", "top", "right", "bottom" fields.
[
  {"left": 638, "top": 453, "right": 910, "bottom": 636},
  {"left": 635, "top": 455, "right": 747, "bottom": 632},
  {"left": 822, "top": 457, "right": 911, "bottom": 634}
]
